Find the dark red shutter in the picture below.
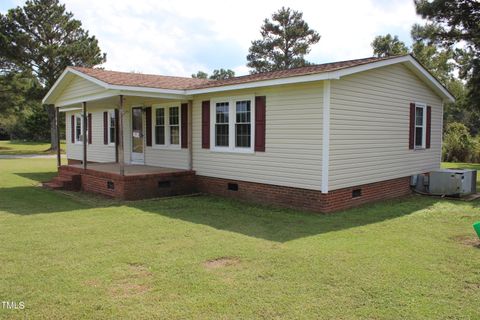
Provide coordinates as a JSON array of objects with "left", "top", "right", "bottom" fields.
[
  {"left": 88, "top": 113, "right": 92, "bottom": 144},
  {"left": 409, "top": 103, "right": 415, "bottom": 150},
  {"left": 114, "top": 109, "right": 119, "bottom": 145},
  {"left": 426, "top": 106, "right": 431, "bottom": 149},
  {"left": 71, "top": 115, "right": 75, "bottom": 143},
  {"left": 181, "top": 103, "right": 188, "bottom": 148},
  {"left": 255, "top": 96, "right": 266, "bottom": 152},
  {"left": 202, "top": 101, "right": 210, "bottom": 149},
  {"left": 103, "top": 111, "right": 108, "bottom": 145},
  {"left": 145, "top": 107, "right": 152, "bottom": 147}
]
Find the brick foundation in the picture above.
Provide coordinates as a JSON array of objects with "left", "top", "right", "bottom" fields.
[
  {"left": 58, "top": 166, "right": 196, "bottom": 200},
  {"left": 55, "top": 164, "right": 412, "bottom": 212},
  {"left": 195, "top": 175, "right": 412, "bottom": 213}
]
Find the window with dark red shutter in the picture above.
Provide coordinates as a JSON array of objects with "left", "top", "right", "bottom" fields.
[
  {"left": 103, "top": 111, "right": 108, "bottom": 145},
  {"left": 88, "top": 113, "right": 92, "bottom": 144},
  {"left": 181, "top": 103, "right": 188, "bottom": 148},
  {"left": 255, "top": 96, "right": 266, "bottom": 152},
  {"left": 71, "top": 115, "right": 75, "bottom": 143},
  {"left": 409, "top": 103, "right": 415, "bottom": 150},
  {"left": 145, "top": 107, "right": 152, "bottom": 147},
  {"left": 202, "top": 101, "right": 210, "bottom": 149},
  {"left": 426, "top": 106, "right": 431, "bottom": 149}
]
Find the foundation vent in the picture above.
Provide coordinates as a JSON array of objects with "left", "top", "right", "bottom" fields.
[{"left": 228, "top": 183, "right": 239, "bottom": 191}]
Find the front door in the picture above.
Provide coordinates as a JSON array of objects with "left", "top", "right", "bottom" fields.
[{"left": 131, "top": 107, "right": 145, "bottom": 164}]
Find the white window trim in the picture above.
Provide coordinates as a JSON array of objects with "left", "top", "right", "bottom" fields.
[
  {"left": 74, "top": 113, "right": 84, "bottom": 145},
  {"left": 151, "top": 104, "right": 181, "bottom": 150},
  {"left": 210, "top": 95, "right": 255, "bottom": 153},
  {"left": 107, "top": 109, "right": 116, "bottom": 147},
  {"left": 414, "top": 102, "right": 427, "bottom": 150}
]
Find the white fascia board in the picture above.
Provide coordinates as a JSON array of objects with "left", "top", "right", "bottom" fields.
[
  {"left": 55, "top": 90, "right": 120, "bottom": 107},
  {"left": 334, "top": 55, "right": 455, "bottom": 102},
  {"left": 186, "top": 72, "right": 340, "bottom": 95},
  {"left": 117, "top": 89, "right": 192, "bottom": 100},
  {"left": 110, "top": 85, "right": 186, "bottom": 96},
  {"left": 405, "top": 58, "right": 455, "bottom": 102},
  {"left": 42, "top": 68, "right": 73, "bottom": 104},
  {"left": 58, "top": 107, "right": 82, "bottom": 112}
]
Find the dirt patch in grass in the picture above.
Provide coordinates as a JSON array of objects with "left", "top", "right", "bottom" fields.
[
  {"left": 84, "top": 279, "right": 102, "bottom": 288},
  {"left": 127, "top": 263, "right": 153, "bottom": 277},
  {"left": 109, "top": 263, "right": 153, "bottom": 298},
  {"left": 203, "top": 257, "right": 241, "bottom": 269},
  {"left": 452, "top": 235, "right": 480, "bottom": 248},
  {"left": 0, "top": 147, "right": 10, "bottom": 150}
]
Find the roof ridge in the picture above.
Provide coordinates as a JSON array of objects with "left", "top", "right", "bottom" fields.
[
  {"left": 70, "top": 66, "right": 213, "bottom": 82},
  {"left": 71, "top": 55, "right": 408, "bottom": 84}
]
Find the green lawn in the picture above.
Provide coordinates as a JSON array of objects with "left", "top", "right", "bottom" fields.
[
  {"left": 0, "top": 159, "right": 479, "bottom": 319},
  {"left": 0, "top": 140, "right": 65, "bottom": 155}
]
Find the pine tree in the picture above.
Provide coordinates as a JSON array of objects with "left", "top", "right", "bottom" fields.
[
  {"left": 0, "top": 0, "right": 106, "bottom": 149},
  {"left": 247, "top": 7, "right": 320, "bottom": 73},
  {"left": 371, "top": 34, "right": 409, "bottom": 57}
]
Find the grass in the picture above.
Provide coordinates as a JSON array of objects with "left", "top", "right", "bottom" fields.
[
  {"left": 0, "top": 140, "right": 66, "bottom": 155},
  {"left": 0, "top": 158, "right": 479, "bottom": 319}
]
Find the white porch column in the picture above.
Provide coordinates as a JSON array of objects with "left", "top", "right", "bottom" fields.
[
  {"left": 55, "top": 106, "right": 61, "bottom": 168},
  {"left": 82, "top": 101, "right": 87, "bottom": 170},
  {"left": 118, "top": 95, "right": 125, "bottom": 176}
]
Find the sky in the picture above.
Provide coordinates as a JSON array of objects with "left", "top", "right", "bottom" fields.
[{"left": 0, "top": 0, "right": 425, "bottom": 77}]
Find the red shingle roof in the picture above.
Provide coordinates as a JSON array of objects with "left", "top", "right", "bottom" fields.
[
  {"left": 71, "top": 55, "right": 407, "bottom": 91},
  {"left": 71, "top": 67, "right": 212, "bottom": 90}
]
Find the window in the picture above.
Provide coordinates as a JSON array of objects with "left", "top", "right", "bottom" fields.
[
  {"left": 415, "top": 104, "right": 426, "bottom": 148},
  {"left": 235, "top": 101, "right": 251, "bottom": 148},
  {"left": 152, "top": 106, "right": 180, "bottom": 147},
  {"left": 75, "top": 114, "right": 83, "bottom": 143},
  {"left": 155, "top": 108, "right": 165, "bottom": 145},
  {"left": 109, "top": 110, "right": 116, "bottom": 144},
  {"left": 215, "top": 102, "right": 229, "bottom": 147},
  {"left": 211, "top": 97, "right": 254, "bottom": 152},
  {"left": 169, "top": 107, "right": 179, "bottom": 145}
]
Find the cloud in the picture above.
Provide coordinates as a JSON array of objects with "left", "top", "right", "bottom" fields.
[{"left": 3, "top": 0, "right": 424, "bottom": 76}]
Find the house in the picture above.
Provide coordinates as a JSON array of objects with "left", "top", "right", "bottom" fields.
[{"left": 42, "top": 54, "right": 454, "bottom": 213}]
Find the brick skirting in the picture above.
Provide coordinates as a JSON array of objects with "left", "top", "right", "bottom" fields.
[
  {"left": 58, "top": 166, "right": 196, "bottom": 200},
  {"left": 195, "top": 175, "right": 412, "bottom": 213},
  {"left": 58, "top": 162, "right": 412, "bottom": 212}
]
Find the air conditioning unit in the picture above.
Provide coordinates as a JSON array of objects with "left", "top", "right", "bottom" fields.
[{"left": 428, "top": 169, "right": 477, "bottom": 196}]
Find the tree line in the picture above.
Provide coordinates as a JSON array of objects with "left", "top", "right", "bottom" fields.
[{"left": 0, "top": 0, "right": 478, "bottom": 162}]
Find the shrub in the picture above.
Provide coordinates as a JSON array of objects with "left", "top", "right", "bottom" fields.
[{"left": 442, "top": 122, "right": 477, "bottom": 162}]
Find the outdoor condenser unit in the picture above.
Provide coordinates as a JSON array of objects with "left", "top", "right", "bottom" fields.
[{"left": 428, "top": 169, "right": 477, "bottom": 196}]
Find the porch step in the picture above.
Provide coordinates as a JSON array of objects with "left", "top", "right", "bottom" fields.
[
  {"left": 42, "top": 182, "right": 64, "bottom": 190},
  {"left": 43, "top": 172, "right": 81, "bottom": 191}
]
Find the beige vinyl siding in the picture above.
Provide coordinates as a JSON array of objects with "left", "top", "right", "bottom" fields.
[
  {"left": 192, "top": 82, "right": 323, "bottom": 191},
  {"left": 56, "top": 76, "right": 104, "bottom": 104},
  {"left": 144, "top": 148, "right": 189, "bottom": 169},
  {"left": 328, "top": 63, "right": 443, "bottom": 191},
  {"left": 65, "top": 108, "right": 116, "bottom": 163}
]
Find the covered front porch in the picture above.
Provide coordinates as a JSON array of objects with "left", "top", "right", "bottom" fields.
[
  {"left": 44, "top": 162, "right": 196, "bottom": 200},
  {"left": 42, "top": 66, "right": 198, "bottom": 175},
  {"left": 41, "top": 66, "right": 202, "bottom": 199}
]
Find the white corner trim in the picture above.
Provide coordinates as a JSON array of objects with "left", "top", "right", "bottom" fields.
[{"left": 321, "top": 80, "right": 331, "bottom": 194}]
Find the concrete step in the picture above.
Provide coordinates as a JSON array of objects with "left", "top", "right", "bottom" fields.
[{"left": 42, "top": 182, "right": 63, "bottom": 190}]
